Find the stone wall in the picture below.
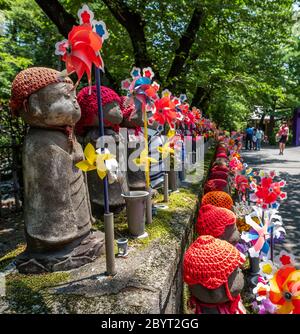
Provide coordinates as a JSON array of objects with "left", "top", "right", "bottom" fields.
[{"left": 0, "top": 142, "right": 214, "bottom": 314}]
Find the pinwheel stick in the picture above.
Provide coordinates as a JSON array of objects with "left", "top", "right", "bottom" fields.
[
  {"left": 143, "top": 109, "right": 152, "bottom": 224},
  {"left": 95, "top": 66, "right": 116, "bottom": 276},
  {"left": 143, "top": 110, "right": 150, "bottom": 189}
]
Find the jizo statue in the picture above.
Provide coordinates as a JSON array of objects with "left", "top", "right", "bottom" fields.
[{"left": 10, "top": 67, "right": 104, "bottom": 274}]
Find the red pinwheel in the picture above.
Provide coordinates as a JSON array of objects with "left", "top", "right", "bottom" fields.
[
  {"left": 121, "top": 67, "right": 160, "bottom": 115},
  {"left": 149, "top": 96, "right": 177, "bottom": 129},
  {"left": 55, "top": 5, "right": 108, "bottom": 88},
  {"left": 250, "top": 177, "right": 287, "bottom": 209}
]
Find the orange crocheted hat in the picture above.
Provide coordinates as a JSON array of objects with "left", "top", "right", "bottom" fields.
[
  {"left": 196, "top": 204, "right": 236, "bottom": 237},
  {"left": 201, "top": 191, "right": 233, "bottom": 210},
  {"left": 183, "top": 235, "right": 245, "bottom": 289},
  {"left": 209, "top": 170, "right": 229, "bottom": 181},
  {"left": 204, "top": 179, "right": 228, "bottom": 194},
  {"left": 10, "top": 67, "right": 73, "bottom": 115}
]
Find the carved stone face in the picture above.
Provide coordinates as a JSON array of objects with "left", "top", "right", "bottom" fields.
[
  {"left": 19, "top": 82, "right": 81, "bottom": 127},
  {"left": 190, "top": 267, "right": 244, "bottom": 304},
  {"left": 220, "top": 223, "right": 240, "bottom": 245},
  {"left": 121, "top": 109, "right": 154, "bottom": 128},
  {"left": 89, "top": 102, "right": 123, "bottom": 126}
]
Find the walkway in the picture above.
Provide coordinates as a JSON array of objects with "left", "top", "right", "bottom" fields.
[{"left": 242, "top": 146, "right": 300, "bottom": 262}]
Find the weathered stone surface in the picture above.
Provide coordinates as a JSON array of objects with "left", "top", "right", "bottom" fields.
[
  {"left": 16, "top": 231, "right": 104, "bottom": 274},
  {"left": 81, "top": 128, "right": 127, "bottom": 216},
  {"left": 1, "top": 144, "right": 215, "bottom": 314},
  {"left": 220, "top": 223, "right": 241, "bottom": 245},
  {"left": 16, "top": 80, "right": 105, "bottom": 272},
  {"left": 189, "top": 268, "right": 245, "bottom": 304}
]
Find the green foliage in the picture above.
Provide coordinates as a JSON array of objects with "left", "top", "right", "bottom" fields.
[{"left": 0, "top": 0, "right": 299, "bottom": 129}]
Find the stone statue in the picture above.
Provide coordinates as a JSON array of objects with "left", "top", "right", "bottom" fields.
[
  {"left": 75, "top": 86, "right": 129, "bottom": 216},
  {"left": 196, "top": 204, "right": 240, "bottom": 245},
  {"left": 10, "top": 67, "right": 104, "bottom": 274},
  {"left": 183, "top": 236, "right": 246, "bottom": 314}
]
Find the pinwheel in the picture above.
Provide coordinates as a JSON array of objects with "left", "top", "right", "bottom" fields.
[
  {"left": 191, "top": 107, "right": 202, "bottom": 122},
  {"left": 242, "top": 206, "right": 285, "bottom": 258},
  {"left": 121, "top": 67, "right": 159, "bottom": 193},
  {"left": 148, "top": 95, "right": 177, "bottom": 130},
  {"left": 121, "top": 67, "right": 159, "bottom": 117},
  {"left": 241, "top": 213, "right": 270, "bottom": 257},
  {"left": 250, "top": 175, "right": 287, "bottom": 209},
  {"left": 55, "top": 4, "right": 108, "bottom": 88},
  {"left": 253, "top": 251, "right": 300, "bottom": 314},
  {"left": 253, "top": 282, "right": 271, "bottom": 301},
  {"left": 57, "top": 5, "right": 115, "bottom": 275},
  {"left": 229, "top": 157, "right": 243, "bottom": 172},
  {"left": 157, "top": 141, "right": 175, "bottom": 160},
  {"left": 76, "top": 143, "right": 117, "bottom": 181},
  {"left": 133, "top": 148, "right": 158, "bottom": 172},
  {"left": 269, "top": 266, "right": 300, "bottom": 314}
]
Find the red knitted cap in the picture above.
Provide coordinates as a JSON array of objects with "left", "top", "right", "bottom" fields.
[
  {"left": 211, "top": 165, "right": 230, "bottom": 173},
  {"left": 204, "top": 179, "right": 228, "bottom": 193},
  {"left": 216, "top": 152, "right": 228, "bottom": 160},
  {"left": 183, "top": 235, "right": 245, "bottom": 289},
  {"left": 10, "top": 67, "right": 73, "bottom": 115},
  {"left": 216, "top": 147, "right": 227, "bottom": 154},
  {"left": 196, "top": 204, "right": 236, "bottom": 237},
  {"left": 209, "top": 171, "right": 228, "bottom": 181},
  {"left": 76, "top": 85, "right": 121, "bottom": 135},
  {"left": 120, "top": 96, "right": 135, "bottom": 120},
  {"left": 202, "top": 191, "right": 233, "bottom": 210}
]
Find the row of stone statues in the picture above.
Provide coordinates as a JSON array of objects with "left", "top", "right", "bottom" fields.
[{"left": 10, "top": 67, "right": 150, "bottom": 273}]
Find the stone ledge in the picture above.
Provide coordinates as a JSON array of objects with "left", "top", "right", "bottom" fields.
[{"left": 0, "top": 145, "right": 215, "bottom": 314}]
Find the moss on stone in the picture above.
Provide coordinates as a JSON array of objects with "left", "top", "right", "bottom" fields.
[
  {"left": 93, "top": 148, "right": 214, "bottom": 248},
  {"left": 5, "top": 272, "right": 70, "bottom": 313},
  {"left": 0, "top": 244, "right": 26, "bottom": 271}
]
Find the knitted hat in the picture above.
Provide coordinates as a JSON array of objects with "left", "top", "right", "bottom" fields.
[
  {"left": 204, "top": 179, "right": 228, "bottom": 194},
  {"left": 183, "top": 235, "right": 245, "bottom": 289},
  {"left": 196, "top": 204, "right": 236, "bottom": 237},
  {"left": 10, "top": 67, "right": 73, "bottom": 115},
  {"left": 213, "top": 159, "right": 228, "bottom": 168},
  {"left": 76, "top": 85, "right": 121, "bottom": 135},
  {"left": 211, "top": 165, "right": 230, "bottom": 173},
  {"left": 202, "top": 191, "right": 233, "bottom": 210},
  {"left": 209, "top": 171, "right": 229, "bottom": 181},
  {"left": 216, "top": 152, "right": 228, "bottom": 160},
  {"left": 120, "top": 96, "right": 135, "bottom": 120},
  {"left": 216, "top": 147, "right": 227, "bottom": 154}
]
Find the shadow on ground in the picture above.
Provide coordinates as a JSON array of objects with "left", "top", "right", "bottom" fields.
[{"left": 242, "top": 146, "right": 300, "bottom": 262}]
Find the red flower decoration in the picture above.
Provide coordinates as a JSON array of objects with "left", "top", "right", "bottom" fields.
[
  {"left": 149, "top": 96, "right": 177, "bottom": 129},
  {"left": 255, "top": 177, "right": 287, "bottom": 205},
  {"left": 280, "top": 255, "right": 292, "bottom": 266}
]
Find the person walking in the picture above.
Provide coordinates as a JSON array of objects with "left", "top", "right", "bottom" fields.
[
  {"left": 252, "top": 128, "right": 257, "bottom": 150},
  {"left": 256, "top": 128, "right": 264, "bottom": 151},
  {"left": 276, "top": 121, "right": 289, "bottom": 155},
  {"left": 245, "top": 125, "right": 253, "bottom": 150}
]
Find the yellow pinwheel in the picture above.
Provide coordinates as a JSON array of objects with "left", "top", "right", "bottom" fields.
[
  {"left": 76, "top": 143, "right": 116, "bottom": 180},
  {"left": 157, "top": 142, "right": 175, "bottom": 160},
  {"left": 133, "top": 149, "right": 158, "bottom": 172},
  {"left": 167, "top": 129, "right": 176, "bottom": 138}
]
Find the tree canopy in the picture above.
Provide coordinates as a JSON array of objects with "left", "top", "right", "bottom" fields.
[{"left": 1, "top": 0, "right": 300, "bottom": 129}]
